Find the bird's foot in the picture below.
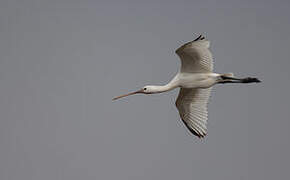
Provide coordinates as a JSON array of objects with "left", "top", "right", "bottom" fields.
[{"left": 241, "top": 77, "right": 261, "bottom": 83}]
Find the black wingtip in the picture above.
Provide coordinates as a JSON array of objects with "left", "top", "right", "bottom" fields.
[
  {"left": 193, "top": 34, "right": 202, "bottom": 41},
  {"left": 193, "top": 34, "right": 205, "bottom": 42},
  {"left": 181, "top": 118, "right": 206, "bottom": 139}
]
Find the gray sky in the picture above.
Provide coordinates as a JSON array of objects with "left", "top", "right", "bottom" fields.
[{"left": 0, "top": 0, "right": 290, "bottom": 180}]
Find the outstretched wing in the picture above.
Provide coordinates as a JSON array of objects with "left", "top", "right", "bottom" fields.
[
  {"left": 175, "top": 35, "right": 213, "bottom": 73},
  {"left": 175, "top": 87, "right": 212, "bottom": 138}
]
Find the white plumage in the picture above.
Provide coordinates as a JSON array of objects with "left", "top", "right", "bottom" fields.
[
  {"left": 176, "top": 87, "right": 212, "bottom": 137},
  {"left": 113, "top": 35, "right": 260, "bottom": 138},
  {"left": 175, "top": 35, "right": 213, "bottom": 137},
  {"left": 176, "top": 37, "right": 213, "bottom": 73}
]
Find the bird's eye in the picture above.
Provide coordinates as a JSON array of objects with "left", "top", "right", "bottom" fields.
[{"left": 143, "top": 88, "right": 147, "bottom": 90}]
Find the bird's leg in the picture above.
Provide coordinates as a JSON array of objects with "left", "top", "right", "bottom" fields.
[{"left": 219, "top": 76, "right": 261, "bottom": 84}]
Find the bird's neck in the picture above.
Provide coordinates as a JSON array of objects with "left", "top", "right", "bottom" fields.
[
  {"left": 151, "top": 76, "right": 179, "bottom": 93},
  {"left": 151, "top": 85, "right": 174, "bottom": 93}
]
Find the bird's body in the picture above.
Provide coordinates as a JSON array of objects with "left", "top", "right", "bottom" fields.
[
  {"left": 113, "top": 35, "right": 260, "bottom": 138},
  {"left": 177, "top": 72, "right": 220, "bottom": 89},
  {"left": 146, "top": 72, "right": 219, "bottom": 93}
]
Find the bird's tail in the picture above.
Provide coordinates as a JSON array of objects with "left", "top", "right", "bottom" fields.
[{"left": 221, "top": 73, "right": 234, "bottom": 78}]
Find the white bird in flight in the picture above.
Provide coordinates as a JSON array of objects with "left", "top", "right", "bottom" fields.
[{"left": 113, "top": 35, "right": 260, "bottom": 138}]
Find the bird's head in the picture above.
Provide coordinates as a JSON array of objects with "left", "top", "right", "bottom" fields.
[{"left": 113, "top": 85, "right": 158, "bottom": 100}]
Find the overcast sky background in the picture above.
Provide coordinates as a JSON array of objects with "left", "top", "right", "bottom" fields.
[{"left": 0, "top": 0, "right": 290, "bottom": 180}]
